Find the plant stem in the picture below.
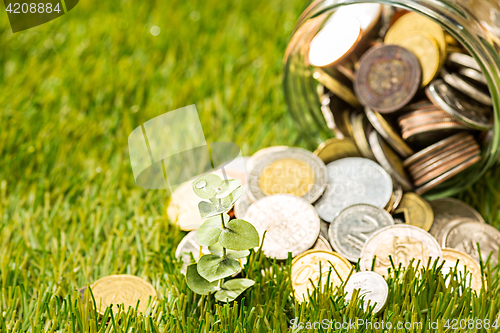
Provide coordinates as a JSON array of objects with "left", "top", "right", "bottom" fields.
[{"left": 220, "top": 213, "right": 227, "bottom": 258}]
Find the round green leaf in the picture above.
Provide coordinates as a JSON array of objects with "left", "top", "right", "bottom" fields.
[
  {"left": 209, "top": 242, "right": 250, "bottom": 259},
  {"left": 197, "top": 254, "right": 240, "bottom": 282},
  {"left": 215, "top": 179, "right": 241, "bottom": 198},
  {"left": 215, "top": 278, "right": 255, "bottom": 302},
  {"left": 219, "top": 219, "right": 260, "bottom": 251},
  {"left": 197, "top": 214, "right": 229, "bottom": 246},
  {"left": 191, "top": 174, "right": 223, "bottom": 199},
  {"left": 185, "top": 264, "right": 219, "bottom": 295}
]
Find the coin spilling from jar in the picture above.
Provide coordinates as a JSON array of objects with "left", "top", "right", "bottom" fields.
[{"left": 310, "top": 7, "right": 493, "bottom": 196}]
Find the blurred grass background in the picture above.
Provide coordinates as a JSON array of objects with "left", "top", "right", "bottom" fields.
[{"left": 1, "top": 0, "right": 500, "bottom": 331}]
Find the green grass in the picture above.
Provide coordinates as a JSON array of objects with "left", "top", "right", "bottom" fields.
[{"left": 1, "top": 0, "right": 500, "bottom": 331}]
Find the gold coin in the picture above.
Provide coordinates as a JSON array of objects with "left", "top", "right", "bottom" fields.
[
  {"left": 352, "top": 113, "right": 376, "bottom": 160},
  {"left": 313, "top": 138, "right": 361, "bottom": 164},
  {"left": 385, "top": 12, "right": 446, "bottom": 66},
  {"left": 442, "top": 248, "right": 482, "bottom": 291},
  {"left": 342, "top": 109, "right": 355, "bottom": 138},
  {"left": 91, "top": 275, "right": 157, "bottom": 315},
  {"left": 394, "top": 193, "right": 434, "bottom": 231},
  {"left": 387, "top": 32, "right": 440, "bottom": 86},
  {"left": 313, "top": 69, "right": 360, "bottom": 107},
  {"left": 258, "top": 158, "right": 315, "bottom": 197},
  {"left": 291, "top": 250, "right": 352, "bottom": 302}
]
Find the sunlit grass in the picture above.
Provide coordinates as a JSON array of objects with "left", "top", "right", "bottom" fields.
[{"left": 1, "top": 0, "right": 500, "bottom": 331}]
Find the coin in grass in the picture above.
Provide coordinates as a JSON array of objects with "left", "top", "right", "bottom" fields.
[
  {"left": 344, "top": 271, "right": 388, "bottom": 315},
  {"left": 393, "top": 193, "right": 434, "bottom": 231},
  {"left": 314, "top": 157, "right": 393, "bottom": 222},
  {"left": 354, "top": 44, "right": 421, "bottom": 113},
  {"left": 329, "top": 204, "right": 394, "bottom": 262},
  {"left": 244, "top": 194, "right": 320, "bottom": 259},
  {"left": 291, "top": 250, "right": 352, "bottom": 303},
  {"left": 91, "top": 275, "right": 157, "bottom": 315},
  {"left": 426, "top": 79, "right": 493, "bottom": 130},
  {"left": 428, "top": 198, "right": 484, "bottom": 239},
  {"left": 441, "top": 248, "right": 482, "bottom": 291},
  {"left": 360, "top": 225, "right": 442, "bottom": 276},
  {"left": 248, "top": 148, "right": 327, "bottom": 203},
  {"left": 442, "top": 220, "right": 500, "bottom": 266}
]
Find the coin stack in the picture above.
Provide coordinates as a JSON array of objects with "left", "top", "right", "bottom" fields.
[{"left": 310, "top": 7, "right": 494, "bottom": 195}]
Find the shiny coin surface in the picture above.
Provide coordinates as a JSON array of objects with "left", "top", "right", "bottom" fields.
[
  {"left": 248, "top": 147, "right": 327, "bottom": 203},
  {"left": 313, "top": 138, "right": 361, "bottom": 164},
  {"left": 91, "top": 275, "right": 157, "bottom": 315},
  {"left": 360, "top": 225, "right": 442, "bottom": 276},
  {"left": 244, "top": 194, "right": 320, "bottom": 259},
  {"left": 291, "top": 250, "right": 352, "bottom": 302},
  {"left": 365, "top": 107, "right": 414, "bottom": 158},
  {"left": 311, "top": 235, "right": 333, "bottom": 251},
  {"left": 175, "top": 230, "right": 211, "bottom": 274},
  {"left": 354, "top": 44, "right": 421, "bottom": 113},
  {"left": 448, "top": 52, "right": 481, "bottom": 72},
  {"left": 442, "top": 220, "right": 500, "bottom": 266},
  {"left": 441, "top": 67, "right": 492, "bottom": 106},
  {"left": 394, "top": 193, "right": 434, "bottom": 231},
  {"left": 441, "top": 248, "right": 482, "bottom": 291},
  {"left": 414, "top": 155, "right": 481, "bottom": 195},
  {"left": 344, "top": 271, "right": 388, "bottom": 314},
  {"left": 458, "top": 67, "right": 487, "bottom": 86},
  {"left": 368, "top": 131, "right": 413, "bottom": 191},
  {"left": 403, "top": 132, "right": 469, "bottom": 167},
  {"left": 428, "top": 198, "right": 484, "bottom": 239},
  {"left": 386, "top": 32, "right": 440, "bottom": 86},
  {"left": 313, "top": 69, "right": 361, "bottom": 107},
  {"left": 426, "top": 79, "right": 493, "bottom": 130},
  {"left": 386, "top": 12, "right": 446, "bottom": 65},
  {"left": 247, "top": 146, "right": 289, "bottom": 173},
  {"left": 352, "top": 113, "right": 376, "bottom": 160},
  {"left": 329, "top": 204, "right": 394, "bottom": 262},
  {"left": 314, "top": 157, "right": 393, "bottom": 222}
]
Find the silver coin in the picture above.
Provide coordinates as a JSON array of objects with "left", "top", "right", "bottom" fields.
[
  {"left": 441, "top": 68, "right": 492, "bottom": 106},
  {"left": 329, "top": 204, "right": 394, "bottom": 262},
  {"left": 360, "top": 225, "right": 442, "bottom": 276},
  {"left": 458, "top": 67, "right": 487, "bottom": 86},
  {"left": 311, "top": 235, "right": 333, "bottom": 251},
  {"left": 234, "top": 186, "right": 253, "bottom": 219},
  {"left": 428, "top": 198, "right": 484, "bottom": 239},
  {"left": 344, "top": 271, "right": 388, "bottom": 314},
  {"left": 368, "top": 131, "right": 413, "bottom": 192},
  {"left": 247, "top": 146, "right": 289, "bottom": 173},
  {"left": 426, "top": 79, "right": 493, "bottom": 130},
  {"left": 244, "top": 194, "right": 320, "bottom": 259},
  {"left": 175, "top": 231, "right": 211, "bottom": 274},
  {"left": 434, "top": 218, "right": 476, "bottom": 247},
  {"left": 314, "top": 157, "right": 393, "bottom": 222},
  {"left": 247, "top": 148, "right": 328, "bottom": 203},
  {"left": 443, "top": 220, "right": 500, "bottom": 266},
  {"left": 448, "top": 52, "right": 482, "bottom": 72},
  {"left": 365, "top": 107, "right": 414, "bottom": 158}
]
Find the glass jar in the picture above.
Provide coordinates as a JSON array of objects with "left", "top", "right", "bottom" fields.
[{"left": 283, "top": 0, "right": 500, "bottom": 199}]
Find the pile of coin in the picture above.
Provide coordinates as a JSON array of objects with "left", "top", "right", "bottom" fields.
[
  {"left": 172, "top": 141, "right": 498, "bottom": 304},
  {"left": 310, "top": 6, "right": 494, "bottom": 195}
]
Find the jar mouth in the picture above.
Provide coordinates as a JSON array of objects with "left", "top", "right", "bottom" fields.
[{"left": 283, "top": 0, "right": 500, "bottom": 199}]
